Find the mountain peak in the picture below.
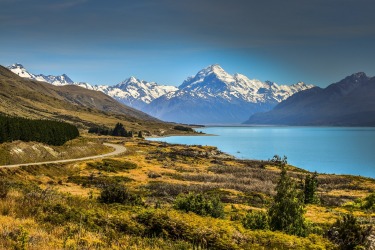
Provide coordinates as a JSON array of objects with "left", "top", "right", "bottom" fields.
[
  {"left": 339, "top": 72, "right": 369, "bottom": 86},
  {"left": 117, "top": 76, "right": 141, "bottom": 88},
  {"left": 348, "top": 72, "right": 368, "bottom": 80},
  {"left": 201, "top": 64, "right": 226, "bottom": 76},
  {"left": 9, "top": 63, "right": 25, "bottom": 69}
]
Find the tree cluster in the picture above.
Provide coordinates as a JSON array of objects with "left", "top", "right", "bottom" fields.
[
  {"left": 0, "top": 114, "right": 79, "bottom": 146},
  {"left": 88, "top": 123, "right": 139, "bottom": 138}
]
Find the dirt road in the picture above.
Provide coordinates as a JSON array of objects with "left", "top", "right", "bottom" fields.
[{"left": 0, "top": 143, "right": 126, "bottom": 168}]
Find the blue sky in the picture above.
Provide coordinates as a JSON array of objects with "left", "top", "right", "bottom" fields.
[{"left": 1, "top": 0, "right": 375, "bottom": 87}]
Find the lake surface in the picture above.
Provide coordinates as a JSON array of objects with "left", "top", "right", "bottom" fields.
[{"left": 149, "top": 127, "right": 375, "bottom": 178}]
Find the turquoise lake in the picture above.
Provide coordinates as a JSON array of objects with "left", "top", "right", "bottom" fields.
[{"left": 149, "top": 127, "right": 375, "bottom": 178}]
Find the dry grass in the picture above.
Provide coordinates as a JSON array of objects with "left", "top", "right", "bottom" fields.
[{"left": 0, "top": 138, "right": 372, "bottom": 249}]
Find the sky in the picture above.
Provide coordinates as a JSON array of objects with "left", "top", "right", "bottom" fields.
[{"left": 1, "top": 0, "right": 375, "bottom": 87}]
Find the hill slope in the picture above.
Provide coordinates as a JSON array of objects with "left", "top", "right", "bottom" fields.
[
  {"left": 0, "top": 66, "right": 179, "bottom": 134},
  {"left": 245, "top": 72, "right": 375, "bottom": 126}
]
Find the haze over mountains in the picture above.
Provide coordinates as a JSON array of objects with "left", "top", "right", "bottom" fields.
[
  {"left": 8, "top": 63, "right": 313, "bottom": 124},
  {"left": 245, "top": 72, "right": 375, "bottom": 126}
]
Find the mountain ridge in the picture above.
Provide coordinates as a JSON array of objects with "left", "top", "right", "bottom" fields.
[
  {"left": 245, "top": 72, "right": 375, "bottom": 126},
  {"left": 144, "top": 65, "right": 314, "bottom": 124},
  {"left": 8, "top": 63, "right": 314, "bottom": 124}
]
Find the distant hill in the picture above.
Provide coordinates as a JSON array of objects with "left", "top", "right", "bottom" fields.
[
  {"left": 245, "top": 72, "right": 375, "bottom": 126},
  {"left": 0, "top": 65, "right": 178, "bottom": 134}
]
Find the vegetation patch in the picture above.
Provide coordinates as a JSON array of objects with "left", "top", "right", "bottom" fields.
[
  {"left": 173, "top": 125, "right": 194, "bottom": 132},
  {"left": 174, "top": 192, "right": 224, "bottom": 218},
  {"left": 67, "top": 174, "right": 133, "bottom": 188},
  {"left": 87, "top": 159, "right": 137, "bottom": 172}
]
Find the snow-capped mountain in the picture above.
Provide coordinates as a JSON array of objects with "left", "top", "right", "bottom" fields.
[
  {"left": 8, "top": 63, "right": 74, "bottom": 86},
  {"left": 105, "top": 77, "right": 178, "bottom": 110},
  {"left": 8, "top": 63, "right": 314, "bottom": 124},
  {"left": 144, "top": 65, "right": 314, "bottom": 124}
]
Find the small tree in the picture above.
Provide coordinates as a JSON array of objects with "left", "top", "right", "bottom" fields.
[
  {"left": 327, "top": 213, "right": 372, "bottom": 250},
  {"left": 270, "top": 155, "right": 288, "bottom": 167},
  {"left": 304, "top": 172, "right": 319, "bottom": 204},
  {"left": 268, "top": 167, "right": 306, "bottom": 236}
]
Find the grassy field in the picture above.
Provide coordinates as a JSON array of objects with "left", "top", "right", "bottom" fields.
[{"left": 0, "top": 137, "right": 373, "bottom": 249}]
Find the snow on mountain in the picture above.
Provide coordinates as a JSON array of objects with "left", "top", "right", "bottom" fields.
[
  {"left": 144, "top": 64, "right": 314, "bottom": 124},
  {"left": 106, "top": 77, "right": 178, "bottom": 109},
  {"left": 7, "top": 63, "right": 35, "bottom": 79},
  {"left": 8, "top": 63, "right": 74, "bottom": 86},
  {"left": 175, "top": 64, "right": 313, "bottom": 103}
]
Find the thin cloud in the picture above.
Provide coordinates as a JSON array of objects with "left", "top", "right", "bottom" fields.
[{"left": 46, "top": 0, "right": 89, "bottom": 10}]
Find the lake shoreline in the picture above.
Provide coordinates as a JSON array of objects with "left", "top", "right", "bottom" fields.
[{"left": 149, "top": 126, "right": 375, "bottom": 179}]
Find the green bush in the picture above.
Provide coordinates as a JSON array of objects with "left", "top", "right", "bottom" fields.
[
  {"left": 327, "top": 214, "right": 372, "bottom": 250},
  {"left": 361, "top": 193, "right": 375, "bottom": 210},
  {"left": 98, "top": 183, "right": 143, "bottom": 205},
  {"left": 174, "top": 192, "right": 224, "bottom": 218},
  {"left": 242, "top": 210, "right": 269, "bottom": 230}
]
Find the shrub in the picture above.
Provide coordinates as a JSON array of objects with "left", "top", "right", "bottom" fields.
[
  {"left": 98, "top": 183, "right": 143, "bottom": 205},
  {"left": 147, "top": 172, "right": 162, "bottom": 179},
  {"left": 327, "top": 214, "right": 372, "bottom": 250},
  {"left": 242, "top": 210, "right": 269, "bottom": 230},
  {"left": 87, "top": 159, "right": 137, "bottom": 172},
  {"left": 0, "top": 178, "right": 10, "bottom": 199},
  {"left": 174, "top": 192, "right": 224, "bottom": 218}
]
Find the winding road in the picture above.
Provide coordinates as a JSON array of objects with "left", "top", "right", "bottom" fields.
[{"left": 0, "top": 143, "right": 126, "bottom": 168}]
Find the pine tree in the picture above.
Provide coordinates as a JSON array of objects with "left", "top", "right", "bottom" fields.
[
  {"left": 268, "top": 167, "right": 306, "bottom": 236},
  {"left": 304, "top": 172, "right": 319, "bottom": 204},
  {"left": 112, "top": 123, "right": 127, "bottom": 137},
  {"left": 138, "top": 131, "right": 143, "bottom": 138}
]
